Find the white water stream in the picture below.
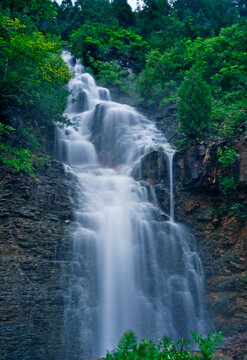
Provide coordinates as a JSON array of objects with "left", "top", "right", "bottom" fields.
[{"left": 56, "top": 51, "right": 208, "bottom": 359}]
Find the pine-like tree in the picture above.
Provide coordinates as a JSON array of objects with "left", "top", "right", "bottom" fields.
[{"left": 178, "top": 67, "right": 212, "bottom": 140}]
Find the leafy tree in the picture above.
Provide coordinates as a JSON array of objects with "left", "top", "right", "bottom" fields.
[
  {"left": 173, "top": 0, "right": 238, "bottom": 35},
  {"left": 0, "top": 16, "right": 69, "bottom": 122},
  {"left": 53, "top": 0, "right": 114, "bottom": 40},
  {"left": 191, "top": 9, "right": 212, "bottom": 38},
  {"left": 1, "top": 0, "right": 57, "bottom": 29},
  {"left": 136, "top": 43, "right": 186, "bottom": 105},
  {"left": 136, "top": 0, "right": 172, "bottom": 38},
  {"left": 178, "top": 67, "right": 212, "bottom": 140},
  {"left": 186, "top": 22, "right": 247, "bottom": 138},
  {"left": 70, "top": 23, "right": 149, "bottom": 71},
  {"left": 137, "top": 20, "right": 247, "bottom": 140},
  {"left": 0, "top": 15, "right": 70, "bottom": 174},
  {"left": 236, "top": 0, "right": 247, "bottom": 17}
]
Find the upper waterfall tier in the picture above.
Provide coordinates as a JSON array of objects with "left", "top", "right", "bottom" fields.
[{"left": 58, "top": 52, "right": 174, "bottom": 172}]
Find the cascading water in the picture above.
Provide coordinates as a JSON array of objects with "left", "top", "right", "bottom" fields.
[{"left": 56, "top": 51, "right": 209, "bottom": 360}]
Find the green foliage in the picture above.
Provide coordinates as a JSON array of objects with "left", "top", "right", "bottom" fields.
[
  {"left": 116, "top": 330, "right": 137, "bottom": 357},
  {"left": 1, "top": 0, "right": 57, "bottom": 28},
  {"left": 0, "top": 143, "right": 34, "bottom": 175},
  {"left": 0, "top": 123, "right": 14, "bottom": 138},
  {"left": 137, "top": 20, "right": 247, "bottom": 142},
  {"left": 0, "top": 15, "right": 70, "bottom": 120},
  {"left": 0, "top": 14, "right": 70, "bottom": 176},
  {"left": 218, "top": 174, "right": 238, "bottom": 193},
  {"left": 217, "top": 146, "right": 239, "bottom": 167},
  {"left": 182, "top": 22, "right": 247, "bottom": 139},
  {"left": 104, "top": 330, "right": 223, "bottom": 360},
  {"left": 70, "top": 23, "right": 149, "bottom": 72},
  {"left": 178, "top": 68, "right": 212, "bottom": 140},
  {"left": 111, "top": 0, "right": 135, "bottom": 28},
  {"left": 190, "top": 331, "right": 222, "bottom": 359},
  {"left": 173, "top": 0, "right": 238, "bottom": 36},
  {"left": 92, "top": 60, "right": 124, "bottom": 88},
  {"left": 90, "top": 59, "right": 137, "bottom": 98},
  {"left": 136, "top": 46, "right": 184, "bottom": 105},
  {"left": 52, "top": 0, "right": 114, "bottom": 40},
  {"left": 1, "top": 0, "right": 246, "bottom": 177},
  {"left": 230, "top": 203, "right": 247, "bottom": 219},
  {"left": 216, "top": 145, "right": 239, "bottom": 194}
]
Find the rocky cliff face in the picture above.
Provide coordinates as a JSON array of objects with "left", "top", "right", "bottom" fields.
[
  {"left": 139, "top": 137, "right": 247, "bottom": 338},
  {"left": 0, "top": 161, "right": 75, "bottom": 360},
  {"left": 175, "top": 138, "right": 247, "bottom": 337}
]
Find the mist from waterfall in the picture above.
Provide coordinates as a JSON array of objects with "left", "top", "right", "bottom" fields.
[{"left": 56, "top": 51, "right": 209, "bottom": 360}]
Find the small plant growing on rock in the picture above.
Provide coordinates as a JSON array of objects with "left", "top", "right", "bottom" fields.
[
  {"left": 216, "top": 145, "right": 239, "bottom": 194},
  {"left": 230, "top": 203, "right": 247, "bottom": 219},
  {"left": 217, "top": 146, "right": 239, "bottom": 167},
  {"left": 240, "top": 273, "right": 247, "bottom": 286},
  {"left": 190, "top": 331, "right": 222, "bottom": 360},
  {"left": 218, "top": 174, "right": 238, "bottom": 193}
]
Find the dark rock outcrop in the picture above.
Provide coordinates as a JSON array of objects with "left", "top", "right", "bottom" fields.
[
  {"left": 0, "top": 161, "right": 75, "bottom": 360},
  {"left": 131, "top": 151, "right": 171, "bottom": 215}
]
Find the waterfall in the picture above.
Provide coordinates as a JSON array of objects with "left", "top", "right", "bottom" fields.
[{"left": 56, "top": 51, "right": 209, "bottom": 360}]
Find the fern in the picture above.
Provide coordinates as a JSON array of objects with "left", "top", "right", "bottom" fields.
[
  {"left": 104, "top": 331, "right": 222, "bottom": 360},
  {"left": 117, "top": 330, "right": 137, "bottom": 355}
]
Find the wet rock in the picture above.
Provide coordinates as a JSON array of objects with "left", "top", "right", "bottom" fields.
[
  {"left": 176, "top": 142, "right": 221, "bottom": 191},
  {"left": 132, "top": 151, "right": 168, "bottom": 184},
  {"left": 138, "top": 102, "right": 180, "bottom": 143},
  {"left": 193, "top": 206, "right": 215, "bottom": 221},
  {"left": 74, "top": 90, "right": 88, "bottom": 112},
  {"left": 236, "top": 137, "right": 247, "bottom": 188},
  {"left": 0, "top": 161, "right": 75, "bottom": 360},
  {"left": 88, "top": 103, "right": 106, "bottom": 156},
  {"left": 132, "top": 151, "right": 171, "bottom": 214}
]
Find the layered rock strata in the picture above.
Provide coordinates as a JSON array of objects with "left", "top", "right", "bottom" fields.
[{"left": 0, "top": 161, "right": 74, "bottom": 360}]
